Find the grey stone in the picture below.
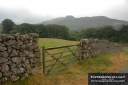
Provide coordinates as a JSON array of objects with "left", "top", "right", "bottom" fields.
[
  {"left": 33, "top": 38, "right": 39, "bottom": 41},
  {"left": 11, "top": 75, "right": 19, "bottom": 81},
  {"left": 34, "top": 48, "right": 40, "bottom": 52},
  {"left": 0, "top": 42, "right": 5, "bottom": 47},
  {"left": 30, "top": 44, "right": 38, "bottom": 50},
  {"left": 1, "top": 65, "right": 9, "bottom": 72},
  {"left": 10, "top": 63, "right": 17, "bottom": 68},
  {"left": 17, "top": 67, "right": 25, "bottom": 74},
  {"left": 16, "top": 59, "right": 21, "bottom": 66},
  {"left": 32, "top": 41, "right": 38, "bottom": 45},
  {"left": 24, "top": 51, "right": 29, "bottom": 56},
  {"left": 11, "top": 68, "right": 17, "bottom": 74},
  {"left": 28, "top": 52, "right": 35, "bottom": 58},
  {"left": 20, "top": 44, "right": 26, "bottom": 49},
  {"left": 0, "top": 47, "right": 7, "bottom": 51},
  {"left": 28, "top": 33, "right": 39, "bottom": 38},
  {"left": 1, "top": 51, "right": 8, "bottom": 57},
  {"left": 0, "top": 34, "right": 8, "bottom": 41},
  {"left": 20, "top": 73, "right": 29, "bottom": 81},
  {"left": 4, "top": 61, "right": 11, "bottom": 65},
  {"left": 7, "top": 46, "right": 12, "bottom": 53},
  {"left": 17, "top": 40, "right": 23, "bottom": 45},
  {"left": 0, "top": 72, "right": 2, "bottom": 78},
  {"left": 34, "top": 52, "right": 41, "bottom": 57},
  {"left": 5, "top": 40, "right": 16, "bottom": 46},
  {"left": 24, "top": 40, "right": 29, "bottom": 44},
  {"left": 30, "top": 58, "right": 35, "bottom": 63},
  {"left": 10, "top": 49, "right": 19, "bottom": 57},
  {"left": 23, "top": 34, "right": 29, "bottom": 40},
  {"left": 3, "top": 71, "right": 12, "bottom": 76},
  {"left": 21, "top": 57, "right": 25, "bottom": 62},
  {"left": 20, "top": 51, "right": 27, "bottom": 57},
  {"left": 24, "top": 60, "right": 31, "bottom": 71},
  {"left": 0, "top": 57, "right": 6, "bottom": 63},
  {"left": 11, "top": 44, "right": 20, "bottom": 49},
  {"left": 11, "top": 57, "right": 19, "bottom": 63},
  {"left": 20, "top": 36, "right": 25, "bottom": 41},
  {"left": 1, "top": 77, "right": 8, "bottom": 83},
  {"left": 9, "top": 35, "right": 15, "bottom": 39}
]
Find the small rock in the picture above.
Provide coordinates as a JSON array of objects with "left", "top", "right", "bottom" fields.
[
  {"left": 30, "top": 44, "right": 38, "bottom": 50},
  {"left": 7, "top": 46, "right": 12, "bottom": 53},
  {"left": 11, "top": 44, "right": 20, "bottom": 49},
  {"left": 11, "top": 75, "right": 19, "bottom": 81},
  {"left": 0, "top": 72, "right": 2, "bottom": 78},
  {"left": 0, "top": 47, "right": 7, "bottom": 51},
  {"left": 34, "top": 48, "right": 40, "bottom": 52},
  {"left": 5, "top": 40, "right": 16, "bottom": 46},
  {"left": 3, "top": 71, "right": 12, "bottom": 76},
  {"left": 33, "top": 52, "right": 41, "bottom": 57},
  {"left": 11, "top": 68, "right": 17, "bottom": 74},
  {"left": 10, "top": 49, "right": 19, "bottom": 57},
  {"left": 1, "top": 77, "right": 8, "bottom": 83},
  {"left": 20, "top": 51, "right": 27, "bottom": 57},
  {"left": 0, "top": 42, "right": 5, "bottom": 47},
  {"left": 1, "top": 51, "right": 8, "bottom": 57},
  {"left": 21, "top": 57, "right": 25, "bottom": 62},
  {"left": 17, "top": 67, "right": 25, "bottom": 74},
  {"left": 4, "top": 61, "right": 11, "bottom": 65},
  {"left": 1, "top": 65, "right": 9, "bottom": 72},
  {"left": 11, "top": 57, "right": 19, "bottom": 63},
  {"left": 17, "top": 40, "right": 23, "bottom": 45},
  {"left": 9, "top": 63, "right": 16, "bottom": 68},
  {"left": 28, "top": 53, "right": 35, "bottom": 58},
  {"left": 20, "top": 73, "right": 29, "bottom": 81},
  {"left": 0, "top": 57, "right": 6, "bottom": 63}
]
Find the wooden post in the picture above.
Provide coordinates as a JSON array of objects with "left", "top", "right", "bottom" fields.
[{"left": 42, "top": 46, "right": 45, "bottom": 75}]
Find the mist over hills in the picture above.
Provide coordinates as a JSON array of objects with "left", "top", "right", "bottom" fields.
[{"left": 42, "top": 16, "right": 128, "bottom": 31}]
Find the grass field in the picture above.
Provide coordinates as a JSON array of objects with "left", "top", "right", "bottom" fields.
[
  {"left": 38, "top": 38, "right": 79, "bottom": 48},
  {"left": 7, "top": 38, "right": 128, "bottom": 85}
]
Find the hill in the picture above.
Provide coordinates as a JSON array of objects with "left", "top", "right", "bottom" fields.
[{"left": 42, "top": 16, "right": 128, "bottom": 31}]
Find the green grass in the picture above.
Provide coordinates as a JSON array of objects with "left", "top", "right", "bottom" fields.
[
  {"left": 38, "top": 38, "right": 79, "bottom": 48},
  {"left": 76, "top": 53, "right": 111, "bottom": 73}
]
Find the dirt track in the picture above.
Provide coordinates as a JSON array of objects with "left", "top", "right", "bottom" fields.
[{"left": 118, "top": 47, "right": 128, "bottom": 73}]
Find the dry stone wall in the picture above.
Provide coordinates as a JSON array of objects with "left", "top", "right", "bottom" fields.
[
  {"left": 79, "top": 39, "right": 121, "bottom": 59},
  {"left": 0, "top": 33, "right": 41, "bottom": 84}
]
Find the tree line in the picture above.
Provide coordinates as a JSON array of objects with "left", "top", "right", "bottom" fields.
[
  {"left": 1, "top": 19, "right": 72, "bottom": 40},
  {"left": 80, "top": 25, "right": 128, "bottom": 43},
  {"left": 1, "top": 19, "right": 128, "bottom": 42}
]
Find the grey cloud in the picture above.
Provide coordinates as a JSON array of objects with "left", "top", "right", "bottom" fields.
[
  {"left": 0, "top": 7, "right": 54, "bottom": 24},
  {"left": 103, "top": 2, "right": 128, "bottom": 21}
]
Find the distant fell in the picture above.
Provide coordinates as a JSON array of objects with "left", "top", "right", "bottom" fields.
[{"left": 42, "top": 16, "right": 128, "bottom": 31}]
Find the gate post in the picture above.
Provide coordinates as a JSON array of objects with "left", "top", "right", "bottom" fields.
[{"left": 42, "top": 46, "right": 45, "bottom": 75}]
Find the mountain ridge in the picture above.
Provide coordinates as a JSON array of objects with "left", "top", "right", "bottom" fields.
[{"left": 42, "top": 16, "right": 128, "bottom": 31}]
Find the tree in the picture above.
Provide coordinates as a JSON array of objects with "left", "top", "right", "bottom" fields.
[
  {"left": 2, "top": 19, "right": 15, "bottom": 34},
  {"left": 19, "top": 23, "right": 35, "bottom": 34}
]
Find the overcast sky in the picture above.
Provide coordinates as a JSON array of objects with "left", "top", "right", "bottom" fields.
[{"left": 0, "top": 0, "right": 128, "bottom": 24}]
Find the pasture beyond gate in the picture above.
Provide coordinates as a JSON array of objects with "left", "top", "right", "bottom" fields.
[
  {"left": 42, "top": 44, "right": 79, "bottom": 75},
  {"left": 42, "top": 39, "right": 121, "bottom": 75}
]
